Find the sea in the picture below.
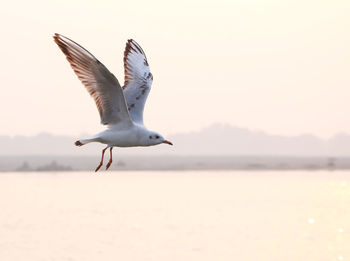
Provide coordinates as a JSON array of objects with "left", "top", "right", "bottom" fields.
[{"left": 0, "top": 170, "right": 349, "bottom": 261}]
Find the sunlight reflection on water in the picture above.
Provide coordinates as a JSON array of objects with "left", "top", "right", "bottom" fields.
[{"left": 0, "top": 170, "right": 349, "bottom": 261}]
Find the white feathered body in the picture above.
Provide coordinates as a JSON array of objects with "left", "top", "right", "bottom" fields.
[{"left": 83, "top": 124, "right": 151, "bottom": 147}]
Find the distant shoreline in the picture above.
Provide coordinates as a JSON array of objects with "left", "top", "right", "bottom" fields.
[{"left": 0, "top": 155, "right": 349, "bottom": 172}]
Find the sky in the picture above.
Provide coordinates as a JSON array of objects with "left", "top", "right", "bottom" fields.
[{"left": 0, "top": 0, "right": 349, "bottom": 138}]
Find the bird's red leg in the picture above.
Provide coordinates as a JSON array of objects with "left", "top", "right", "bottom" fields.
[
  {"left": 106, "top": 147, "right": 113, "bottom": 170},
  {"left": 95, "top": 146, "right": 108, "bottom": 172}
]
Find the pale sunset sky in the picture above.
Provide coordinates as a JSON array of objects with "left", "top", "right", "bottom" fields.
[{"left": 0, "top": 0, "right": 349, "bottom": 138}]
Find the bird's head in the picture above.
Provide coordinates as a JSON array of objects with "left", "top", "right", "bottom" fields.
[{"left": 145, "top": 131, "right": 173, "bottom": 146}]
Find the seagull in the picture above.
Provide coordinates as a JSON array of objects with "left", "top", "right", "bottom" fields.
[{"left": 53, "top": 33, "right": 173, "bottom": 172}]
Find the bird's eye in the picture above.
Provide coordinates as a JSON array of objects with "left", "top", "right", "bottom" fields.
[
  {"left": 155, "top": 135, "right": 160, "bottom": 139},
  {"left": 149, "top": 136, "right": 152, "bottom": 139}
]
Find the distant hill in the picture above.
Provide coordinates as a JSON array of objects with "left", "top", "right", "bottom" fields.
[
  {"left": 0, "top": 123, "right": 350, "bottom": 156},
  {"left": 168, "top": 124, "right": 350, "bottom": 156}
]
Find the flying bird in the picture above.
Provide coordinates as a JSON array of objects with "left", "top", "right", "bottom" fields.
[{"left": 53, "top": 34, "right": 173, "bottom": 172}]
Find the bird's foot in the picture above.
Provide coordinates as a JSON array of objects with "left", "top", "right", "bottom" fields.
[
  {"left": 95, "top": 162, "right": 103, "bottom": 172},
  {"left": 106, "top": 160, "right": 112, "bottom": 170}
]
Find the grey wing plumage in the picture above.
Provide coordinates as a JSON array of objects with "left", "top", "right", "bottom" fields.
[
  {"left": 123, "top": 39, "right": 153, "bottom": 125},
  {"left": 53, "top": 33, "right": 133, "bottom": 127}
]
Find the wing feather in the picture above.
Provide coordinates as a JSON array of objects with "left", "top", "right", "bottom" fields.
[
  {"left": 53, "top": 33, "right": 132, "bottom": 127},
  {"left": 123, "top": 39, "right": 153, "bottom": 125}
]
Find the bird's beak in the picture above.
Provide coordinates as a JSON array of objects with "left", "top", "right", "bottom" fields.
[{"left": 162, "top": 140, "right": 173, "bottom": 145}]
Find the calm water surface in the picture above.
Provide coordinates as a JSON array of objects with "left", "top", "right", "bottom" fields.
[{"left": 0, "top": 170, "right": 349, "bottom": 261}]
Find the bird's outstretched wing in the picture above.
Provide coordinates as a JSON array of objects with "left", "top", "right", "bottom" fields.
[
  {"left": 53, "top": 33, "right": 133, "bottom": 127},
  {"left": 123, "top": 39, "right": 153, "bottom": 125}
]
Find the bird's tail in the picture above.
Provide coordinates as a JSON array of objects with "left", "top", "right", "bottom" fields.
[{"left": 75, "top": 139, "right": 96, "bottom": 147}]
